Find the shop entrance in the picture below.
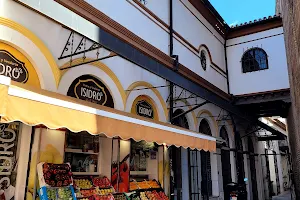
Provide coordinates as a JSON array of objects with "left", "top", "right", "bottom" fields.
[
  {"left": 220, "top": 126, "right": 232, "bottom": 200},
  {"left": 199, "top": 120, "right": 212, "bottom": 200},
  {"left": 248, "top": 138, "right": 258, "bottom": 200}
]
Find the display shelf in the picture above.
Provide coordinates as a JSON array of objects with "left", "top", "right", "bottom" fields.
[
  {"left": 65, "top": 148, "right": 99, "bottom": 155},
  {"left": 73, "top": 172, "right": 99, "bottom": 176},
  {"left": 130, "top": 171, "right": 149, "bottom": 175}
]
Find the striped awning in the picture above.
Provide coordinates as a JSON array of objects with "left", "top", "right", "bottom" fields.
[{"left": 0, "top": 76, "right": 216, "bottom": 151}]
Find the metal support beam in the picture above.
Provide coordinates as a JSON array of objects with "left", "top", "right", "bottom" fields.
[
  {"left": 59, "top": 31, "right": 101, "bottom": 60},
  {"left": 241, "top": 128, "right": 262, "bottom": 139},
  {"left": 60, "top": 53, "right": 117, "bottom": 70},
  {"left": 125, "top": 85, "right": 169, "bottom": 92},
  {"left": 172, "top": 101, "right": 208, "bottom": 121}
]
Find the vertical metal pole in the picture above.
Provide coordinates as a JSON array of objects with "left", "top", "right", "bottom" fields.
[
  {"left": 196, "top": 152, "right": 200, "bottom": 200},
  {"left": 169, "top": 83, "right": 174, "bottom": 199},
  {"left": 32, "top": 127, "right": 42, "bottom": 199},
  {"left": 169, "top": 0, "right": 173, "bottom": 57},
  {"left": 117, "top": 139, "right": 120, "bottom": 192},
  {"left": 24, "top": 126, "right": 35, "bottom": 200},
  {"left": 169, "top": 0, "right": 175, "bottom": 199},
  {"left": 224, "top": 40, "right": 230, "bottom": 94}
]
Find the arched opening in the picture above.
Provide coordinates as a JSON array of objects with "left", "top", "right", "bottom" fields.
[
  {"left": 171, "top": 109, "right": 189, "bottom": 200},
  {"left": 248, "top": 138, "right": 258, "bottom": 200},
  {"left": 199, "top": 119, "right": 212, "bottom": 200},
  {"left": 220, "top": 126, "right": 232, "bottom": 200}
]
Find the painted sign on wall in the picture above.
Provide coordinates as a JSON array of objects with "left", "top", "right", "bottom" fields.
[
  {"left": 131, "top": 95, "right": 157, "bottom": 120},
  {"left": 136, "top": 100, "right": 154, "bottom": 119},
  {"left": 67, "top": 75, "right": 114, "bottom": 108},
  {"left": 0, "top": 43, "right": 40, "bottom": 88},
  {"left": 0, "top": 50, "right": 28, "bottom": 83}
]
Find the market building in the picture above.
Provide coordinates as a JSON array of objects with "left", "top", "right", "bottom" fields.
[{"left": 0, "top": 0, "right": 292, "bottom": 200}]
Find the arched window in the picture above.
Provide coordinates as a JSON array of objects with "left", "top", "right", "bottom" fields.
[
  {"left": 199, "top": 119, "right": 212, "bottom": 136},
  {"left": 199, "top": 119, "right": 212, "bottom": 198},
  {"left": 200, "top": 50, "right": 207, "bottom": 71},
  {"left": 172, "top": 109, "right": 189, "bottom": 129},
  {"left": 242, "top": 48, "right": 268, "bottom": 73},
  {"left": 220, "top": 126, "right": 230, "bottom": 148}
]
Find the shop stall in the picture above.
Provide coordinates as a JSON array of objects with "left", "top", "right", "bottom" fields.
[{"left": 0, "top": 76, "right": 216, "bottom": 199}]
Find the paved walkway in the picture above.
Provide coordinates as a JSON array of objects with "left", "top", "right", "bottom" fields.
[{"left": 272, "top": 191, "right": 292, "bottom": 200}]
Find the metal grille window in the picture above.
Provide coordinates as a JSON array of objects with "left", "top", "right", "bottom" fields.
[
  {"left": 189, "top": 150, "right": 201, "bottom": 200},
  {"left": 200, "top": 50, "right": 207, "bottom": 71},
  {"left": 242, "top": 48, "right": 268, "bottom": 73},
  {"left": 199, "top": 119, "right": 212, "bottom": 198}
]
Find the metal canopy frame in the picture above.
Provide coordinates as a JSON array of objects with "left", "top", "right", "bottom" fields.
[
  {"left": 58, "top": 27, "right": 286, "bottom": 139},
  {"left": 58, "top": 31, "right": 117, "bottom": 70}
]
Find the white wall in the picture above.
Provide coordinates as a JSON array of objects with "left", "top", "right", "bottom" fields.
[
  {"left": 16, "top": 0, "right": 228, "bottom": 92},
  {"left": 174, "top": 0, "right": 226, "bottom": 70},
  {"left": 85, "top": 0, "right": 170, "bottom": 54},
  {"left": 173, "top": 0, "right": 228, "bottom": 92},
  {"left": 227, "top": 27, "right": 290, "bottom": 95}
]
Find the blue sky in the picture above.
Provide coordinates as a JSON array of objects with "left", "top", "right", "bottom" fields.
[{"left": 208, "top": 0, "right": 276, "bottom": 26}]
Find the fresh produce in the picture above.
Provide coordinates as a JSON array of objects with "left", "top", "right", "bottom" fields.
[
  {"left": 57, "top": 187, "right": 73, "bottom": 199},
  {"left": 95, "top": 187, "right": 114, "bottom": 196},
  {"left": 146, "top": 191, "right": 160, "bottom": 199},
  {"left": 80, "top": 189, "right": 96, "bottom": 197},
  {"left": 74, "top": 179, "right": 93, "bottom": 189},
  {"left": 92, "top": 177, "right": 111, "bottom": 188},
  {"left": 93, "top": 194, "right": 114, "bottom": 200},
  {"left": 43, "top": 163, "right": 73, "bottom": 187},
  {"left": 136, "top": 181, "right": 150, "bottom": 190},
  {"left": 130, "top": 180, "right": 162, "bottom": 191},
  {"left": 46, "top": 188, "right": 57, "bottom": 200},
  {"left": 158, "top": 191, "right": 169, "bottom": 200},
  {"left": 145, "top": 191, "right": 169, "bottom": 200},
  {"left": 139, "top": 192, "right": 148, "bottom": 200},
  {"left": 130, "top": 181, "right": 139, "bottom": 191},
  {"left": 147, "top": 180, "right": 160, "bottom": 189}
]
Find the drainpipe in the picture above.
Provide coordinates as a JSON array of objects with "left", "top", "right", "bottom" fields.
[
  {"left": 224, "top": 39, "right": 230, "bottom": 95},
  {"left": 169, "top": 0, "right": 174, "bottom": 123},
  {"left": 230, "top": 114, "right": 239, "bottom": 179}
]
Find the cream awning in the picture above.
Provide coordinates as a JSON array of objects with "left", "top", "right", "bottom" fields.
[{"left": 0, "top": 77, "right": 216, "bottom": 151}]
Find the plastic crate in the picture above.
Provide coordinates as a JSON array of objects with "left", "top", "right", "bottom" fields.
[{"left": 39, "top": 185, "right": 77, "bottom": 200}]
